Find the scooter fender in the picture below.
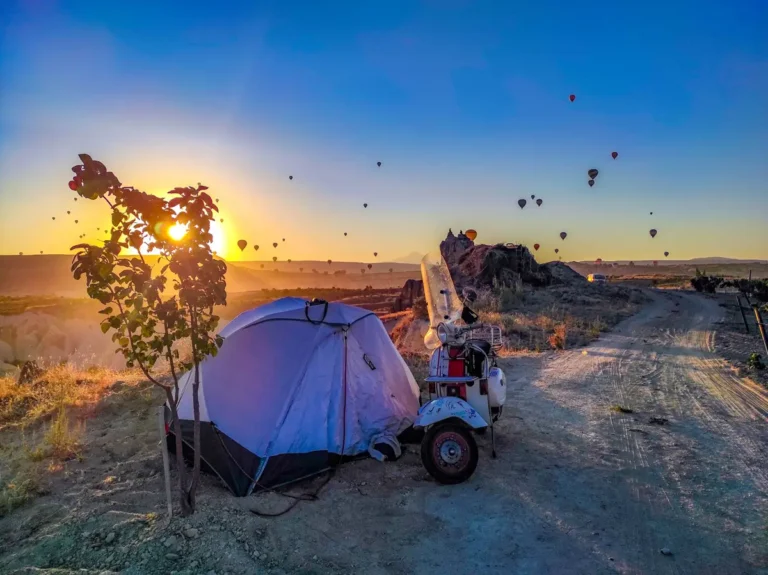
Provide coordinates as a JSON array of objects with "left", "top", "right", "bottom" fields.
[{"left": 414, "top": 397, "right": 488, "bottom": 430}]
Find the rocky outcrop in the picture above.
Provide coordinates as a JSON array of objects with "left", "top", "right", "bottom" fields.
[
  {"left": 542, "top": 262, "right": 588, "bottom": 286},
  {"left": 391, "top": 279, "right": 424, "bottom": 312},
  {"left": 454, "top": 243, "right": 551, "bottom": 289},
  {"left": 440, "top": 229, "right": 474, "bottom": 268}
]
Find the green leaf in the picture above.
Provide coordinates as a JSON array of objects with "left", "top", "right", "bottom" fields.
[{"left": 100, "top": 322, "right": 110, "bottom": 334}]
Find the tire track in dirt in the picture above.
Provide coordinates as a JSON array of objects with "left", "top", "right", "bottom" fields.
[{"left": 514, "top": 289, "right": 768, "bottom": 574}]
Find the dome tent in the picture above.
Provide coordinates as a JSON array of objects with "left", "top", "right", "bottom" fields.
[{"left": 166, "top": 297, "right": 420, "bottom": 496}]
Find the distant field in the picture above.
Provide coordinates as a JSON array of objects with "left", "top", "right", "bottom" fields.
[
  {"left": 0, "top": 255, "right": 420, "bottom": 296},
  {"left": 568, "top": 262, "right": 768, "bottom": 281},
  {"left": 0, "top": 296, "right": 100, "bottom": 318},
  {"left": 0, "top": 288, "right": 403, "bottom": 322}
]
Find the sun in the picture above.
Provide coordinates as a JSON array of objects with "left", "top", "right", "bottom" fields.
[{"left": 168, "top": 223, "right": 187, "bottom": 241}]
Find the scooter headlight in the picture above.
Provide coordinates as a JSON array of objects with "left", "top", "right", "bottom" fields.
[{"left": 437, "top": 323, "right": 449, "bottom": 344}]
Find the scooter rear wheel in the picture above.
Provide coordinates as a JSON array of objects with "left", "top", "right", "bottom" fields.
[{"left": 421, "top": 423, "right": 478, "bottom": 484}]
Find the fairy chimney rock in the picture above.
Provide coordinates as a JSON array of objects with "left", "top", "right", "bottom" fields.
[{"left": 440, "top": 229, "right": 474, "bottom": 267}]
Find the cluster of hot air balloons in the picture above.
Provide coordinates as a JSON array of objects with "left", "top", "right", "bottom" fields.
[
  {"left": 518, "top": 197, "right": 545, "bottom": 209},
  {"left": 32, "top": 116, "right": 682, "bottom": 274},
  {"left": 587, "top": 168, "right": 598, "bottom": 188}
]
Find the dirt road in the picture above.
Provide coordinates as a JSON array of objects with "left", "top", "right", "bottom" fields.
[
  {"left": 3, "top": 290, "right": 767, "bottom": 574},
  {"left": 244, "top": 289, "right": 768, "bottom": 575},
  {"left": 477, "top": 288, "right": 768, "bottom": 574}
]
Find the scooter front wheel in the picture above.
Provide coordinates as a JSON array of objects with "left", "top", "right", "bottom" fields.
[{"left": 421, "top": 423, "right": 478, "bottom": 484}]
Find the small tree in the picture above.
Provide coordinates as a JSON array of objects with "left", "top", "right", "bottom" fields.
[{"left": 67, "top": 154, "right": 226, "bottom": 515}]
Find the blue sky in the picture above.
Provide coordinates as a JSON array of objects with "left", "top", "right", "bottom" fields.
[{"left": 1, "top": 0, "right": 766, "bottom": 262}]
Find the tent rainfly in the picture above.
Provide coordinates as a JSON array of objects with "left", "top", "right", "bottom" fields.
[{"left": 166, "top": 297, "right": 420, "bottom": 496}]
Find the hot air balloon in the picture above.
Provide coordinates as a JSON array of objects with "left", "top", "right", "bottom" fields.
[
  {"left": 664, "top": 251, "right": 669, "bottom": 257},
  {"left": 288, "top": 259, "right": 292, "bottom": 263},
  {"left": 588, "top": 179, "right": 595, "bottom": 187},
  {"left": 650, "top": 212, "right": 653, "bottom": 215},
  {"left": 569, "top": 94, "right": 576, "bottom": 102},
  {"left": 73, "top": 198, "right": 77, "bottom": 201},
  {"left": 588, "top": 168, "right": 599, "bottom": 179},
  {"left": 273, "top": 242, "right": 278, "bottom": 248},
  {"left": 611, "top": 151, "right": 618, "bottom": 159},
  {"left": 67, "top": 211, "right": 70, "bottom": 214},
  {"left": 361, "top": 269, "right": 366, "bottom": 274},
  {"left": 51, "top": 217, "right": 55, "bottom": 220},
  {"left": 300, "top": 268, "right": 304, "bottom": 272},
  {"left": 237, "top": 240, "right": 247, "bottom": 251},
  {"left": 363, "top": 203, "right": 368, "bottom": 208},
  {"left": 220, "top": 219, "right": 224, "bottom": 223},
  {"left": 289, "top": 175, "right": 293, "bottom": 180},
  {"left": 74, "top": 220, "right": 78, "bottom": 224},
  {"left": 531, "top": 194, "right": 535, "bottom": 200},
  {"left": 260, "top": 264, "right": 264, "bottom": 269},
  {"left": 555, "top": 248, "right": 559, "bottom": 254},
  {"left": 273, "top": 256, "right": 277, "bottom": 262},
  {"left": 68, "top": 181, "right": 78, "bottom": 191},
  {"left": 373, "top": 252, "right": 378, "bottom": 257},
  {"left": 560, "top": 232, "right": 567, "bottom": 240},
  {"left": 344, "top": 232, "right": 347, "bottom": 236},
  {"left": 649, "top": 229, "right": 657, "bottom": 238},
  {"left": 254, "top": 245, "right": 259, "bottom": 251},
  {"left": 19, "top": 252, "right": 22, "bottom": 256},
  {"left": 518, "top": 199, "right": 527, "bottom": 209},
  {"left": 40, "top": 251, "right": 43, "bottom": 254},
  {"left": 536, "top": 199, "right": 543, "bottom": 207},
  {"left": 377, "top": 161, "right": 381, "bottom": 167},
  {"left": 533, "top": 244, "right": 540, "bottom": 251},
  {"left": 596, "top": 258, "right": 603, "bottom": 265},
  {"left": 327, "top": 259, "right": 332, "bottom": 265},
  {"left": 216, "top": 198, "right": 219, "bottom": 203},
  {"left": 389, "top": 268, "right": 393, "bottom": 273},
  {"left": 465, "top": 229, "right": 477, "bottom": 241},
  {"left": 367, "top": 264, "right": 372, "bottom": 270}
]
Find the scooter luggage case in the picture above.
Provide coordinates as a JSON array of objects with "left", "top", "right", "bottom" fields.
[{"left": 487, "top": 366, "right": 506, "bottom": 408}]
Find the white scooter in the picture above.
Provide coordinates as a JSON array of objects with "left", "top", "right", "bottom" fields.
[{"left": 413, "top": 253, "right": 507, "bottom": 484}]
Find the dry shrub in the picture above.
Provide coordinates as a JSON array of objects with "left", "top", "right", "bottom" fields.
[
  {"left": 588, "top": 317, "right": 607, "bottom": 339},
  {"left": 412, "top": 296, "right": 429, "bottom": 320},
  {"left": 0, "top": 468, "right": 43, "bottom": 517},
  {"left": 42, "top": 407, "right": 83, "bottom": 461},
  {"left": 473, "top": 290, "right": 500, "bottom": 313},
  {"left": 548, "top": 322, "right": 568, "bottom": 350},
  {"left": 478, "top": 311, "right": 516, "bottom": 336},
  {"left": 498, "top": 284, "right": 524, "bottom": 312}
]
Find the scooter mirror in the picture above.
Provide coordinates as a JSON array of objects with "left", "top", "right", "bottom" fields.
[{"left": 462, "top": 287, "right": 478, "bottom": 303}]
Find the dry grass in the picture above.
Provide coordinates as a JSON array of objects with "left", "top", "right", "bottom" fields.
[
  {"left": 474, "top": 284, "right": 646, "bottom": 352},
  {"left": 0, "top": 364, "right": 142, "bottom": 430},
  {"left": 0, "top": 362, "right": 147, "bottom": 516}
]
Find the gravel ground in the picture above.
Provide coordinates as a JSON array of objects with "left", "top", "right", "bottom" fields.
[{"left": 1, "top": 290, "right": 767, "bottom": 574}]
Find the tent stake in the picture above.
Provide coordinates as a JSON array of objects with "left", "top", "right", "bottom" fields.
[{"left": 157, "top": 405, "right": 173, "bottom": 520}]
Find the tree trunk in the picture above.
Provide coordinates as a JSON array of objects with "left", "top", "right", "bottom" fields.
[
  {"left": 187, "top": 311, "right": 203, "bottom": 512},
  {"left": 164, "top": 387, "right": 192, "bottom": 516},
  {"left": 188, "top": 359, "right": 202, "bottom": 511}
]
